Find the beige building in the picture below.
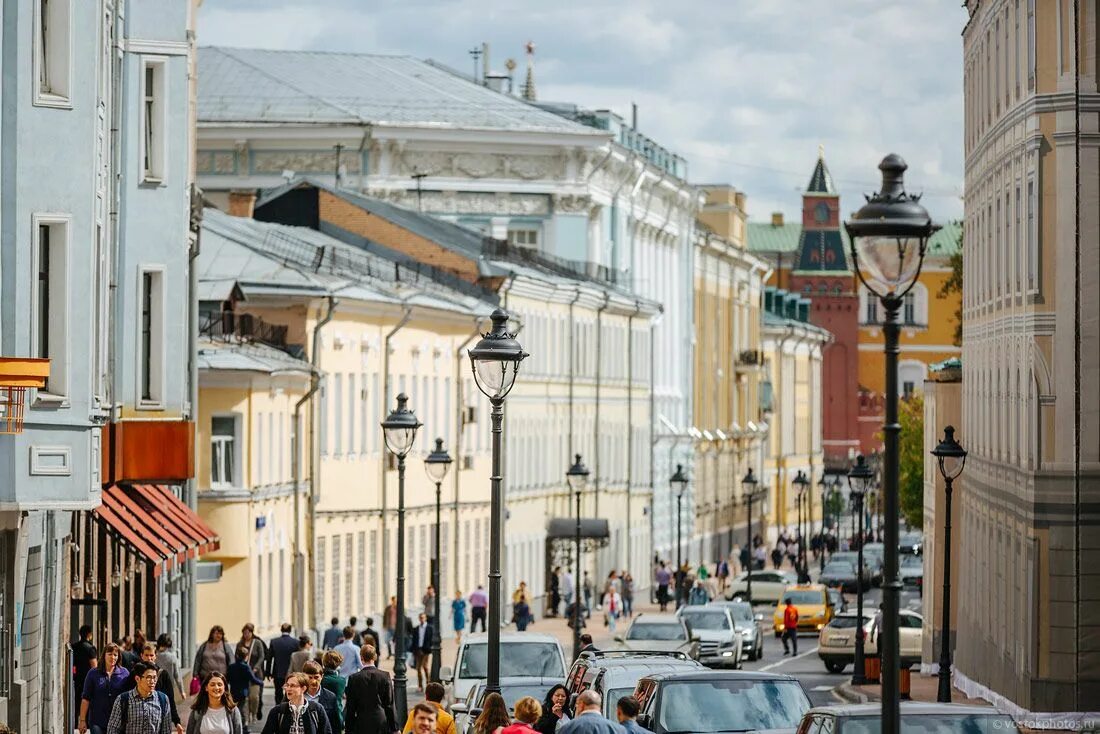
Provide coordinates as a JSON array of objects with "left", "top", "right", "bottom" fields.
[
  {"left": 690, "top": 186, "right": 771, "bottom": 564},
  {"left": 957, "top": 0, "right": 1099, "bottom": 715}
]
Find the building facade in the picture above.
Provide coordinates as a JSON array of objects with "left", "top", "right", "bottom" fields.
[{"left": 957, "top": 0, "right": 1099, "bottom": 715}]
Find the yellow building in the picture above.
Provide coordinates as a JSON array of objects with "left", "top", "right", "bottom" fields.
[{"left": 691, "top": 186, "right": 771, "bottom": 563}]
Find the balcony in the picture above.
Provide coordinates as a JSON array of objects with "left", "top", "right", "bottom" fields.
[
  {"left": 200, "top": 310, "right": 288, "bottom": 349},
  {"left": 735, "top": 349, "right": 764, "bottom": 373}
]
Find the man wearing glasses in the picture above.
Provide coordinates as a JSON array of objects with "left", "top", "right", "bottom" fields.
[
  {"left": 261, "top": 673, "right": 333, "bottom": 734},
  {"left": 106, "top": 661, "right": 171, "bottom": 734}
]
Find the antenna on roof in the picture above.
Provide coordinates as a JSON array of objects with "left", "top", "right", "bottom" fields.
[
  {"left": 334, "top": 143, "right": 344, "bottom": 188},
  {"left": 523, "top": 41, "right": 536, "bottom": 101},
  {"left": 468, "top": 45, "right": 483, "bottom": 84},
  {"left": 411, "top": 170, "right": 428, "bottom": 212}
]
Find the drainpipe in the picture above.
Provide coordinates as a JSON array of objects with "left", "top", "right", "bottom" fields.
[
  {"left": 182, "top": 196, "right": 201, "bottom": 662},
  {"left": 593, "top": 292, "right": 611, "bottom": 522},
  {"left": 381, "top": 304, "right": 413, "bottom": 607},
  {"left": 453, "top": 316, "right": 486, "bottom": 598},
  {"left": 625, "top": 299, "right": 642, "bottom": 570},
  {"left": 647, "top": 309, "right": 663, "bottom": 568},
  {"left": 774, "top": 325, "right": 797, "bottom": 530},
  {"left": 292, "top": 368, "right": 321, "bottom": 632},
  {"left": 567, "top": 288, "right": 582, "bottom": 455}
]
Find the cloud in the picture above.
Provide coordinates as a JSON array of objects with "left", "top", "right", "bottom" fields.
[{"left": 197, "top": 0, "right": 966, "bottom": 221}]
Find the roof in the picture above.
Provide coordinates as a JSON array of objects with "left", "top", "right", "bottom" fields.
[
  {"left": 461, "top": 633, "right": 561, "bottom": 644},
  {"left": 927, "top": 220, "right": 963, "bottom": 256},
  {"left": 641, "top": 669, "right": 796, "bottom": 682},
  {"left": 631, "top": 614, "right": 684, "bottom": 624},
  {"left": 807, "top": 155, "right": 836, "bottom": 193},
  {"left": 198, "top": 47, "right": 608, "bottom": 137},
  {"left": 197, "top": 338, "right": 311, "bottom": 375},
  {"left": 748, "top": 219, "right": 962, "bottom": 258}
]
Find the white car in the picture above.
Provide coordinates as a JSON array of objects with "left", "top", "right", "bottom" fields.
[
  {"left": 818, "top": 609, "right": 924, "bottom": 673},
  {"left": 724, "top": 569, "right": 795, "bottom": 604},
  {"left": 440, "top": 633, "right": 567, "bottom": 704},
  {"left": 675, "top": 606, "right": 743, "bottom": 668}
]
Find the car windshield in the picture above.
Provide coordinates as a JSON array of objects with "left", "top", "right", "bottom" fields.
[
  {"left": 828, "top": 616, "right": 869, "bottom": 629},
  {"left": 680, "top": 611, "right": 730, "bottom": 630},
  {"left": 824, "top": 562, "right": 855, "bottom": 574},
  {"left": 656, "top": 680, "right": 810, "bottom": 733},
  {"left": 838, "top": 714, "right": 1020, "bottom": 733},
  {"left": 627, "top": 623, "right": 686, "bottom": 641},
  {"left": 833, "top": 553, "right": 861, "bottom": 566},
  {"left": 901, "top": 555, "right": 923, "bottom": 568},
  {"left": 725, "top": 605, "right": 754, "bottom": 623},
  {"left": 458, "top": 642, "right": 564, "bottom": 679},
  {"left": 781, "top": 590, "right": 824, "bottom": 605},
  {"left": 479, "top": 683, "right": 557, "bottom": 710}
]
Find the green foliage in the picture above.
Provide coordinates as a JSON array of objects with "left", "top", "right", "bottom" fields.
[
  {"left": 824, "top": 490, "right": 846, "bottom": 529},
  {"left": 937, "top": 227, "right": 964, "bottom": 347},
  {"left": 898, "top": 393, "right": 925, "bottom": 529}
]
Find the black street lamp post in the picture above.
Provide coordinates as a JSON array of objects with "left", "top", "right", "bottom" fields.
[
  {"left": 381, "top": 394, "right": 422, "bottom": 720},
  {"left": 817, "top": 474, "right": 829, "bottom": 569},
  {"left": 831, "top": 476, "right": 843, "bottom": 550},
  {"left": 424, "top": 438, "right": 453, "bottom": 683},
  {"left": 792, "top": 471, "right": 809, "bottom": 575},
  {"left": 844, "top": 155, "right": 939, "bottom": 734},
  {"left": 468, "top": 309, "right": 527, "bottom": 694},
  {"left": 741, "top": 469, "right": 759, "bottom": 603},
  {"left": 931, "top": 426, "right": 967, "bottom": 703},
  {"left": 566, "top": 454, "right": 590, "bottom": 660},
  {"left": 671, "top": 465, "right": 689, "bottom": 608},
  {"left": 848, "top": 455, "right": 873, "bottom": 686}
]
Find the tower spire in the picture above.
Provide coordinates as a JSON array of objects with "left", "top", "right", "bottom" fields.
[{"left": 522, "top": 41, "right": 536, "bottom": 101}]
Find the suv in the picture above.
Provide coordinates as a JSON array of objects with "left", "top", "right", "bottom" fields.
[
  {"left": 614, "top": 614, "right": 700, "bottom": 659},
  {"left": 675, "top": 606, "right": 742, "bottom": 668},
  {"left": 564, "top": 651, "right": 703, "bottom": 718},
  {"left": 633, "top": 670, "right": 812, "bottom": 734},
  {"left": 724, "top": 569, "right": 795, "bottom": 604},
  {"left": 441, "top": 632, "right": 567, "bottom": 703},
  {"left": 796, "top": 703, "right": 1021, "bottom": 733},
  {"left": 707, "top": 600, "right": 764, "bottom": 661}
]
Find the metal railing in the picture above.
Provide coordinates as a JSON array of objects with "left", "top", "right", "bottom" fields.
[
  {"left": 482, "top": 239, "right": 620, "bottom": 285},
  {"left": 200, "top": 310, "right": 289, "bottom": 348}
]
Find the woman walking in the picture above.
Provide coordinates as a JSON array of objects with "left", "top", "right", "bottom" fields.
[
  {"left": 320, "top": 651, "right": 346, "bottom": 733},
  {"left": 187, "top": 671, "right": 244, "bottom": 734},
  {"left": 451, "top": 591, "right": 467, "bottom": 643},
  {"left": 602, "top": 585, "right": 622, "bottom": 633},
  {"left": 193, "top": 626, "right": 235, "bottom": 685},
  {"left": 513, "top": 596, "right": 531, "bottom": 632},
  {"left": 534, "top": 685, "right": 569, "bottom": 734},
  {"left": 79, "top": 643, "right": 130, "bottom": 734},
  {"left": 473, "top": 693, "right": 510, "bottom": 734},
  {"left": 501, "top": 697, "right": 541, "bottom": 734}
]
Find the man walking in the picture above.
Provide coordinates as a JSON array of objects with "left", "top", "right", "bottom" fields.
[
  {"left": 654, "top": 563, "right": 671, "bottom": 612},
  {"left": 468, "top": 586, "right": 488, "bottom": 633},
  {"left": 558, "top": 691, "right": 623, "bottom": 734},
  {"left": 561, "top": 569, "right": 575, "bottom": 616},
  {"left": 413, "top": 613, "right": 433, "bottom": 692},
  {"left": 322, "top": 618, "right": 343, "bottom": 650},
  {"left": 72, "top": 624, "right": 98, "bottom": 711},
  {"left": 290, "top": 635, "right": 314, "bottom": 673},
  {"left": 304, "top": 660, "right": 342, "bottom": 734},
  {"left": 345, "top": 646, "right": 397, "bottom": 734},
  {"left": 402, "top": 683, "right": 454, "bottom": 734},
  {"left": 239, "top": 623, "right": 268, "bottom": 722},
  {"left": 336, "top": 627, "right": 363, "bottom": 678},
  {"left": 267, "top": 623, "right": 298, "bottom": 705},
  {"left": 408, "top": 703, "right": 438, "bottom": 734},
  {"left": 383, "top": 597, "right": 398, "bottom": 659},
  {"left": 359, "top": 618, "right": 381, "bottom": 653},
  {"left": 781, "top": 598, "right": 799, "bottom": 656},
  {"left": 615, "top": 697, "right": 653, "bottom": 734},
  {"left": 106, "top": 661, "right": 172, "bottom": 734}
]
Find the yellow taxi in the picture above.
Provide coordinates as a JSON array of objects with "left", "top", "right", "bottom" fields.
[{"left": 772, "top": 584, "right": 834, "bottom": 636}]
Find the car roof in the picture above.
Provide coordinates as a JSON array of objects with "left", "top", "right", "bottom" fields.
[
  {"left": 462, "top": 633, "right": 561, "bottom": 644},
  {"left": 640, "top": 670, "right": 798, "bottom": 683},
  {"left": 472, "top": 676, "right": 565, "bottom": 686},
  {"left": 600, "top": 662, "right": 700, "bottom": 686},
  {"left": 785, "top": 584, "right": 827, "bottom": 592},
  {"left": 806, "top": 702, "right": 1007, "bottom": 717},
  {"left": 579, "top": 652, "right": 696, "bottom": 667},
  {"left": 631, "top": 614, "right": 684, "bottom": 624}
]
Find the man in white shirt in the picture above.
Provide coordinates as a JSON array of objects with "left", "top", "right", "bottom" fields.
[
  {"left": 335, "top": 627, "right": 363, "bottom": 678},
  {"left": 561, "top": 571, "right": 575, "bottom": 615}
]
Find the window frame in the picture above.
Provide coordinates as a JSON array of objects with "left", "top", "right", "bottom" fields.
[
  {"left": 31, "top": 214, "right": 71, "bottom": 401},
  {"left": 507, "top": 227, "right": 540, "bottom": 249},
  {"left": 33, "top": 0, "right": 72, "bottom": 108},
  {"left": 139, "top": 57, "right": 168, "bottom": 184},
  {"left": 210, "top": 413, "right": 241, "bottom": 489},
  {"left": 136, "top": 265, "right": 166, "bottom": 408}
]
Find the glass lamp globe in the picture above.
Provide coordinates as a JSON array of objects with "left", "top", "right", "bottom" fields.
[
  {"left": 468, "top": 309, "right": 528, "bottom": 400},
  {"left": 381, "top": 393, "right": 421, "bottom": 458},
  {"left": 424, "top": 438, "right": 453, "bottom": 484}
]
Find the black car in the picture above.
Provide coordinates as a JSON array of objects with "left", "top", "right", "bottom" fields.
[
  {"left": 796, "top": 702, "right": 1021, "bottom": 733},
  {"left": 633, "top": 670, "right": 812, "bottom": 734},
  {"left": 819, "top": 560, "right": 859, "bottom": 592}
]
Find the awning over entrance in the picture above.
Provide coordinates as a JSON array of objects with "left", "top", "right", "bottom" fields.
[
  {"left": 546, "top": 518, "right": 610, "bottom": 540},
  {"left": 93, "top": 484, "right": 220, "bottom": 576}
]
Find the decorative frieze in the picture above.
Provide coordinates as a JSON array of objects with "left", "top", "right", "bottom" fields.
[
  {"left": 252, "top": 150, "right": 362, "bottom": 175},
  {"left": 395, "top": 150, "right": 566, "bottom": 181},
  {"left": 369, "top": 188, "right": 551, "bottom": 216}
]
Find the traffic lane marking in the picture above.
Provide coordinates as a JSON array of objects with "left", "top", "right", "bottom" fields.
[{"left": 758, "top": 645, "right": 820, "bottom": 671}]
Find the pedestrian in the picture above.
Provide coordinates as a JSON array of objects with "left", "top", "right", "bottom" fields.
[
  {"left": 383, "top": 597, "right": 398, "bottom": 658},
  {"left": 654, "top": 563, "right": 671, "bottom": 612},
  {"left": 557, "top": 691, "right": 622, "bottom": 734},
  {"left": 344, "top": 645, "right": 397, "bottom": 734},
  {"left": 675, "top": 565, "right": 692, "bottom": 609},
  {"left": 450, "top": 591, "right": 467, "bottom": 643},
  {"left": 106, "top": 661, "right": 172, "bottom": 734},
  {"left": 579, "top": 634, "right": 597, "bottom": 654},
  {"left": 687, "top": 580, "right": 709, "bottom": 606},
  {"left": 468, "top": 586, "right": 489, "bottom": 633},
  {"left": 601, "top": 586, "right": 621, "bottom": 633},
  {"left": 289, "top": 636, "right": 314, "bottom": 674},
  {"left": 261, "top": 673, "right": 333, "bottom": 734},
  {"left": 408, "top": 704, "right": 438, "bottom": 734},
  {"left": 194, "top": 626, "right": 235, "bottom": 686},
  {"left": 513, "top": 595, "right": 532, "bottom": 632},
  {"left": 359, "top": 619, "right": 381, "bottom": 653},
  {"left": 615, "top": 697, "right": 651, "bottom": 734},
  {"left": 303, "top": 661, "right": 341, "bottom": 734},
  {"left": 753, "top": 544, "right": 767, "bottom": 571},
  {"left": 472, "top": 692, "right": 510, "bottom": 734},
  {"left": 347, "top": 617, "right": 362, "bottom": 647},
  {"left": 621, "top": 573, "right": 634, "bottom": 618},
  {"left": 227, "top": 646, "right": 264, "bottom": 726},
  {"left": 80, "top": 642, "right": 130, "bottom": 734},
  {"left": 401, "top": 682, "right": 454, "bottom": 734},
  {"left": 267, "top": 624, "right": 298, "bottom": 706},
  {"left": 186, "top": 671, "right": 244, "bottom": 734},
  {"left": 561, "top": 569, "right": 575, "bottom": 615},
  {"left": 413, "top": 613, "right": 433, "bottom": 692},
  {"left": 155, "top": 635, "right": 184, "bottom": 705},
  {"left": 582, "top": 572, "right": 593, "bottom": 618},
  {"left": 549, "top": 567, "right": 561, "bottom": 618},
  {"left": 511, "top": 581, "right": 529, "bottom": 605},
  {"left": 870, "top": 603, "right": 885, "bottom": 645},
  {"left": 119, "top": 635, "right": 139, "bottom": 672},
  {"left": 139, "top": 643, "right": 183, "bottom": 734},
  {"left": 696, "top": 562, "right": 709, "bottom": 581},
  {"left": 320, "top": 651, "right": 347, "bottom": 734},
  {"left": 336, "top": 627, "right": 363, "bottom": 678},
  {"left": 781, "top": 598, "right": 799, "bottom": 656},
  {"left": 322, "top": 619, "right": 342, "bottom": 651},
  {"left": 534, "top": 685, "right": 569, "bottom": 734},
  {"left": 501, "top": 696, "right": 541, "bottom": 734},
  {"left": 423, "top": 586, "right": 437, "bottom": 627},
  {"left": 237, "top": 625, "right": 267, "bottom": 724},
  {"left": 716, "top": 559, "right": 729, "bottom": 593},
  {"left": 73, "top": 624, "right": 99, "bottom": 709}
]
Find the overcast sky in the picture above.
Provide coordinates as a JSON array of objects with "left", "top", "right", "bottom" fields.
[{"left": 198, "top": 1, "right": 967, "bottom": 222}]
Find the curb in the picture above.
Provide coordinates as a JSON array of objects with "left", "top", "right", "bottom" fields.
[{"left": 833, "top": 682, "right": 878, "bottom": 704}]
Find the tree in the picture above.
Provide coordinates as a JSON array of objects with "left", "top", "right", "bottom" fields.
[
  {"left": 897, "top": 393, "right": 925, "bottom": 528},
  {"left": 937, "top": 226, "right": 964, "bottom": 347}
]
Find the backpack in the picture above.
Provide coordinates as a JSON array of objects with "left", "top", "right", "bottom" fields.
[{"left": 117, "top": 689, "right": 169, "bottom": 732}]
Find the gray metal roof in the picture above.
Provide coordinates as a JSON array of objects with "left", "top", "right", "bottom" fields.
[
  {"left": 198, "top": 47, "right": 609, "bottom": 136},
  {"left": 197, "top": 338, "right": 311, "bottom": 375}
]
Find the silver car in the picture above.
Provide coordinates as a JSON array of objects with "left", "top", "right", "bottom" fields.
[
  {"left": 707, "top": 600, "right": 765, "bottom": 661},
  {"left": 676, "top": 606, "right": 743, "bottom": 668},
  {"left": 614, "top": 614, "right": 700, "bottom": 660}
]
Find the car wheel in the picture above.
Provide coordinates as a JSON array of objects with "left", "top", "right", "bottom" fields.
[
  {"left": 757, "top": 641, "right": 764, "bottom": 660},
  {"left": 825, "top": 660, "right": 847, "bottom": 674}
]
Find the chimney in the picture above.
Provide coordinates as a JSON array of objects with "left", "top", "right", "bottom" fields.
[
  {"left": 771, "top": 212, "right": 784, "bottom": 227},
  {"left": 632, "top": 102, "right": 638, "bottom": 130},
  {"left": 482, "top": 42, "right": 490, "bottom": 81},
  {"left": 227, "top": 189, "right": 257, "bottom": 218}
]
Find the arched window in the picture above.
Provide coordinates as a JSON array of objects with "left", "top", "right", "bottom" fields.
[
  {"left": 861, "top": 286, "right": 879, "bottom": 324},
  {"left": 902, "top": 282, "right": 929, "bottom": 325},
  {"left": 898, "top": 360, "right": 927, "bottom": 399}
]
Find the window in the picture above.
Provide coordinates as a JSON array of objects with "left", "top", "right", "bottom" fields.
[
  {"left": 320, "top": 380, "right": 329, "bottom": 456},
  {"left": 33, "top": 217, "right": 69, "bottom": 397},
  {"left": 317, "top": 537, "right": 327, "bottom": 622},
  {"left": 902, "top": 292, "right": 916, "bottom": 324},
  {"left": 902, "top": 381, "right": 916, "bottom": 400},
  {"left": 138, "top": 269, "right": 165, "bottom": 406},
  {"left": 508, "top": 228, "right": 539, "bottom": 248},
  {"left": 344, "top": 534, "right": 353, "bottom": 615},
  {"left": 1027, "top": 179, "right": 1037, "bottom": 291},
  {"left": 334, "top": 374, "right": 343, "bottom": 455},
  {"left": 864, "top": 293, "right": 878, "bottom": 324},
  {"left": 210, "top": 415, "right": 238, "bottom": 488},
  {"left": 33, "top": 0, "right": 71, "bottom": 106},
  {"left": 257, "top": 412, "right": 265, "bottom": 486},
  {"left": 141, "top": 59, "right": 167, "bottom": 181}
]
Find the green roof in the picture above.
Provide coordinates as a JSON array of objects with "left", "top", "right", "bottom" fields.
[
  {"left": 927, "top": 220, "right": 962, "bottom": 256},
  {"left": 748, "top": 219, "right": 962, "bottom": 259},
  {"left": 807, "top": 156, "right": 836, "bottom": 193}
]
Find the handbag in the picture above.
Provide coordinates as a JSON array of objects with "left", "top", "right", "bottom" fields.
[{"left": 189, "top": 676, "right": 201, "bottom": 696}]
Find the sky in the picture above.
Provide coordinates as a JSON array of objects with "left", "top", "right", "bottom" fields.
[{"left": 198, "top": 1, "right": 967, "bottom": 222}]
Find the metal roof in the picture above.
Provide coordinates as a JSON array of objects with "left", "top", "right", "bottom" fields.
[
  {"left": 198, "top": 47, "right": 609, "bottom": 137},
  {"left": 748, "top": 219, "right": 961, "bottom": 257},
  {"left": 197, "top": 338, "right": 311, "bottom": 375}
]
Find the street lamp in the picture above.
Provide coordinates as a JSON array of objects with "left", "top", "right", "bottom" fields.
[
  {"left": 817, "top": 474, "right": 829, "bottom": 569},
  {"left": 424, "top": 437, "right": 453, "bottom": 683},
  {"left": 792, "top": 470, "right": 809, "bottom": 575},
  {"left": 931, "top": 426, "right": 967, "bottom": 703},
  {"left": 741, "top": 468, "right": 760, "bottom": 603},
  {"left": 381, "top": 393, "right": 421, "bottom": 720},
  {"left": 847, "top": 454, "right": 874, "bottom": 686},
  {"left": 468, "top": 308, "right": 527, "bottom": 694},
  {"left": 830, "top": 476, "right": 843, "bottom": 550},
  {"left": 671, "top": 464, "right": 689, "bottom": 608},
  {"left": 566, "top": 454, "right": 590, "bottom": 660},
  {"left": 845, "top": 154, "right": 939, "bottom": 734}
]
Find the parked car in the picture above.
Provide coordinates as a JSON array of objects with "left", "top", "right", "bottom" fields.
[
  {"left": 724, "top": 569, "right": 795, "bottom": 604},
  {"left": 441, "top": 633, "right": 567, "bottom": 703},
  {"left": 826, "top": 587, "right": 848, "bottom": 614},
  {"left": 900, "top": 554, "right": 924, "bottom": 591},
  {"left": 866, "top": 609, "right": 924, "bottom": 667},
  {"left": 708, "top": 600, "right": 765, "bottom": 661},
  {"left": 614, "top": 614, "right": 700, "bottom": 660},
  {"left": 795, "top": 702, "right": 1021, "bottom": 733},
  {"left": 899, "top": 531, "right": 924, "bottom": 556},
  {"left": 819, "top": 560, "right": 860, "bottom": 592},
  {"left": 564, "top": 650, "right": 704, "bottom": 718},
  {"left": 453, "top": 677, "right": 563, "bottom": 734},
  {"left": 830, "top": 551, "right": 873, "bottom": 588},
  {"left": 772, "top": 585, "right": 834, "bottom": 637},
  {"left": 817, "top": 612, "right": 871, "bottom": 673},
  {"left": 676, "top": 606, "right": 743, "bottom": 668},
  {"left": 633, "top": 670, "right": 812, "bottom": 734}
]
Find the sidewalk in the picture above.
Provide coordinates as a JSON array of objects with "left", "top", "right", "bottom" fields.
[{"left": 835, "top": 671, "right": 992, "bottom": 706}]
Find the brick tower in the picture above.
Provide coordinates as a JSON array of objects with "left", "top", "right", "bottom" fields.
[{"left": 787, "top": 151, "right": 860, "bottom": 468}]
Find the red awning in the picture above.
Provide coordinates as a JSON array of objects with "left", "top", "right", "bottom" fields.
[{"left": 93, "top": 484, "right": 221, "bottom": 576}]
